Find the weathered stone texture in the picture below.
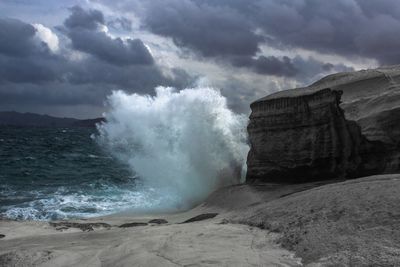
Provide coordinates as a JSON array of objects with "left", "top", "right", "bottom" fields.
[
  {"left": 247, "top": 66, "right": 400, "bottom": 183},
  {"left": 247, "top": 89, "right": 363, "bottom": 182}
]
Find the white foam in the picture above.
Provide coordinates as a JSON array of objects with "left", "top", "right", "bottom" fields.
[
  {"left": 3, "top": 184, "right": 164, "bottom": 220},
  {"left": 96, "top": 86, "right": 249, "bottom": 211}
]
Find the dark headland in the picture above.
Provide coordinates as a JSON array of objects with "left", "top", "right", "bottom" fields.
[
  {"left": 1, "top": 66, "right": 400, "bottom": 266},
  {"left": 0, "top": 111, "right": 104, "bottom": 128}
]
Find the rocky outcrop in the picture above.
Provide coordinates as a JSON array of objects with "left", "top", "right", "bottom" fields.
[
  {"left": 247, "top": 88, "right": 364, "bottom": 182},
  {"left": 247, "top": 65, "right": 400, "bottom": 183},
  {"left": 235, "top": 174, "right": 400, "bottom": 266}
]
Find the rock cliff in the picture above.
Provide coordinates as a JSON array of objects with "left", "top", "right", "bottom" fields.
[{"left": 247, "top": 65, "right": 400, "bottom": 183}]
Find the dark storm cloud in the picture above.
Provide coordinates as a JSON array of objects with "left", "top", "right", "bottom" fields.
[
  {"left": 59, "top": 5, "right": 194, "bottom": 90},
  {"left": 4, "top": 0, "right": 398, "bottom": 117},
  {"left": 130, "top": 0, "right": 400, "bottom": 66},
  {"left": 355, "top": 0, "right": 400, "bottom": 20},
  {"left": 0, "top": 18, "right": 40, "bottom": 57},
  {"left": 141, "top": 0, "right": 262, "bottom": 57},
  {"left": 120, "top": 0, "right": 358, "bottom": 78},
  {"left": 66, "top": 29, "right": 154, "bottom": 65},
  {"left": 0, "top": 8, "right": 194, "bottom": 115},
  {"left": 67, "top": 57, "right": 191, "bottom": 91},
  {"left": 231, "top": 56, "right": 298, "bottom": 77},
  {"left": 64, "top": 5, "right": 104, "bottom": 30},
  {"left": 63, "top": 6, "right": 154, "bottom": 66},
  {"left": 0, "top": 53, "right": 192, "bottom": 110},
  {"left": 0, "top": 83, "right": 104, "bottom": 106},
  {"left": 0, "top": 55, "right": 60, "bottom": 83},
  {"left": 0, "top": 18, "right": 61, "bottom": 83},
  {"left": 291, "top": 56, "right": 354, "bottom": 85},
  {"left": 253, "top": 0, "right": 400, "bottom": 65},
  {"left": 229, "top": 54, "right": 353, "bottom": 82},
  {"left": 107, "top": 17, "right": 133, "bottom": 32},
  {"left": 252, "top": 0, "right": 400, "bottom": 64}
]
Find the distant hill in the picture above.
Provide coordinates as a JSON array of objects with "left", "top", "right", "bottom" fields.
[{"left": 0, "top": 111, "right": 104, "bottom": 127}]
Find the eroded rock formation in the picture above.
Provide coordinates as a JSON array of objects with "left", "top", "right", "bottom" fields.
[
  {"left": 247, "top": 65, "right": 400, "bottom": 183},
  {"left": 247, "top": 88, "right": 363, "bottom": 182}
]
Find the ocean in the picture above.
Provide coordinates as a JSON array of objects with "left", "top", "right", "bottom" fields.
[
  {"left": 0, "top": 87, "right": 249, "bottom": 221},
  {"left": 0, "top": 127, "right": 143, "bottom": 220}
]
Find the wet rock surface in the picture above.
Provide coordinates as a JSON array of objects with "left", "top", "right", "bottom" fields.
[
  {"left": 181, "top": 213, "right": 218, "bottom": 223},
  {"left": 118, "top": 222, "right": 148, "bottom": 228},
  {"left": 49, "top": 222, "right": 111, "bottom": 232},
  {"left": 148, "top": 219, "right": 168, "bottom": 224}
]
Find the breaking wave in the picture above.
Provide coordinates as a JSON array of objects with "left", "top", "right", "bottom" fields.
[{"left": 96, "top": 86, "right": 249, "bottom": 211}]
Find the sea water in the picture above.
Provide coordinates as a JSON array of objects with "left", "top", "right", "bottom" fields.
[
  {"left": 0, "top": 127, "right": 142, "bottom": 220},
  {"left": 0, "top": 87, "right": 249, "bottom": 220}
]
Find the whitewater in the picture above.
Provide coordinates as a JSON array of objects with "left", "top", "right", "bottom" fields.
[
  {"left": 0, "top": 86, "right": 249, "bottom": 220},
  {"left": 97, "top": 86, "right": 249, "bottom": 211}
]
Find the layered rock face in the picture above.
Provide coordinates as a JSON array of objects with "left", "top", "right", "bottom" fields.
[
  {"left": 247, "top": 65, "right": 400, "bottom": 183},
  {"left": 247, "top": 88, "right": 363, "bottom": 182}
]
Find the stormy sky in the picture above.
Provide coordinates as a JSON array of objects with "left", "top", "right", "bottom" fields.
[{"left": 0, "top": 0, "right": 399, "bottom": 118}]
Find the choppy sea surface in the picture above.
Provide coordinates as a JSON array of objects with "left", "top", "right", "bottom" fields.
[
  {"left": 0, "top": 127, "right": 149, "bottom": 220},
  {"left": 0, "top": 88, "right": 250, "bottom": 221}
]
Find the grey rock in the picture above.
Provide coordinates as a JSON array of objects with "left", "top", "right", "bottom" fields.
[
  {"left": 49, "top": 222, "right": 111, "bottom": 232},
  {"left": 180, "top": 213, "right": 218, "bottom": 223},
  {"left": 148, "top": 219, "right": 168, "bottom": 224},
  {"left": 118, "top": 222, "right": 148, "bottom": 228},
  {"left": 247, "top": 65, "right": 400, "bottom": 182}
]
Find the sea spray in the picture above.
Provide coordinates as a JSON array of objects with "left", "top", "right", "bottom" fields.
[{"left": 96, "top": 86, "right": 249, "bottom": 211}]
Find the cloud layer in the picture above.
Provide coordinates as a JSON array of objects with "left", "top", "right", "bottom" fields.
[
  {"left": 1, "top": 0, "right": 399, "bottom": 117},
  {"left": 135, "top": 0, "right": 400, "bottom": 65},
  {"left": 0, "top": 6, "right": 193, "bottom": 117}
]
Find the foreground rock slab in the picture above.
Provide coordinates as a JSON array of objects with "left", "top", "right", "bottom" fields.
[
  {"left": 0, "top": 220, "right": 300, "bottom": 266},
  {"left": 1, "top": 174, "right": 399, "bottom": 266},
  {"left": 230, "top": 174, "right": 400, "bottom": 266}
]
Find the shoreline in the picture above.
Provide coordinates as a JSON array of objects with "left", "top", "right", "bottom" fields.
[
  {"left": 2, "top": 174, "right": 400, "bottom": 266},
  {"left": 0, "top": 181, "right": 318, "bottom": 266},
  {"left": 0, "top": 191, "right": 303, "bottom": 266}
]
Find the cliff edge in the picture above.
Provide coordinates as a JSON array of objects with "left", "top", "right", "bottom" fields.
[{"left": 247, "top": 65, "right": 400, "bottom": 183}]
